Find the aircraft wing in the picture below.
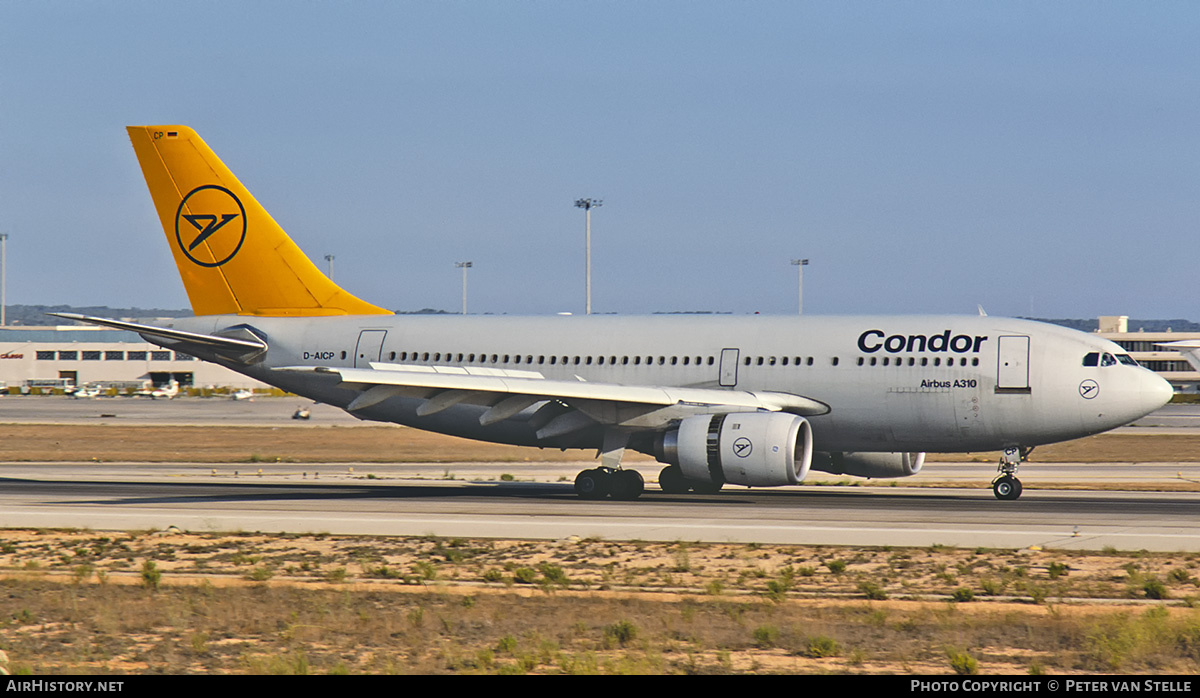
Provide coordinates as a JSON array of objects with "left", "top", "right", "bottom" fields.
[{"left": 279, "top": 363, "right": 830, "bottom": 438}]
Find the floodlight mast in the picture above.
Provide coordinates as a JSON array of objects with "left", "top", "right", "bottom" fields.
[
  {"left": 790, "top": 258, "right": 809, "bottom": 315},
  {"left": 455, "top": 261, "right": 473, "bottom": 315},
  {"left": 324, "top": 254, "right": 335, "bottom": 281},
  {"left": 574, "top": 198, "right": 602, "bottom": 315}
]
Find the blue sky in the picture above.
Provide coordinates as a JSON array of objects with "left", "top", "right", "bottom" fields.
[{"left": 1, "top": 1, "right": 1197, "bottom": 318}]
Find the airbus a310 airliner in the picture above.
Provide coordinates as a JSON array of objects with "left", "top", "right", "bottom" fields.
[{"left": 56, "top": 126, "right": 1174, "bottom": 501}]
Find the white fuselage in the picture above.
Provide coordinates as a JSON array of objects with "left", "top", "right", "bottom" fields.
[{"left": 162, "top": 313, "right": 1173, "bottom": 456}]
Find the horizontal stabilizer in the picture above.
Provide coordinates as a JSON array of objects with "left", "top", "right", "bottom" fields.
[{"left": 47, "top": 313, "right": 267, "bottom": 360}]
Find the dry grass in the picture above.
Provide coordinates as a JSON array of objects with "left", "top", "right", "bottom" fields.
[
  {"left": 3, "top": 422, "right": 1199, "bottom": 673},
  {"left": 0, "top": 424, "right": 653, "bottom": 464},
  {"left": 1, "top": 424, "right": 1198, "bottom": 464},
  {"left": 3, "top": 530, "right": 1200, "bottom": 674},
  {"left": 927, "top": 433, "right": 1200, "bottom": 464}
]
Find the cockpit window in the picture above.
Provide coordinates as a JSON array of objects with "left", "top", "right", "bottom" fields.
[
  {"left": 1117, "top": 354, "right": 1139, "bottom": 366},
  {"left": 1101, "top": 353, "right": 1117, "bottom": 367},
  {"left": 1083, "top": 352, "right": 1099, "bottom": 367}
]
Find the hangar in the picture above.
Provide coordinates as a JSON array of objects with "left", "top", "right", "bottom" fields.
[
  {"left": 1097, "top": 316, "right": 1200, "bottom": 393},
  {"left": 0, "top": 324, "right": 268, "bottom": 392}
]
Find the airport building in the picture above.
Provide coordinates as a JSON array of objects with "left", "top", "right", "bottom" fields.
[
  {"left": 1097, "top": 316, "right": 1200, "bottom": 393},
  {"left": 1, "top": 315, "right": 1196, "bottom": 394},
  {"left": 0, "top": 325, "right": 269, "bottom": 392}
]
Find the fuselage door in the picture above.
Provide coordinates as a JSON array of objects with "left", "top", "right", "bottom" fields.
[
  {"left": 996, "top": 335, "right": 1030, "bottom": 391},
  {"left": 354, "top": 330, "right": 387, "bottom": 368},
  {"left": 719, "top": 348, "right": 740, "bottom": 387}
]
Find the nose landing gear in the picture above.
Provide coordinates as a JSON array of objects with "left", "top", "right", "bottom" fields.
[{"left": 992, "top": 446, "right": 1030, "bottom": 500}]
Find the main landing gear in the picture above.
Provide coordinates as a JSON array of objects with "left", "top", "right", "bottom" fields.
[
  {"left": 574, "top": 431, "right": 646, "bottom": 500},
  {"left": 657, "top": 465, "right": 723, "bottom": 495},
  {"left": 992, "top": 446, "right": 1030, "bottom": 500},
  {"left": 574, "top": 467, "right": 645, "bottom": 501}
]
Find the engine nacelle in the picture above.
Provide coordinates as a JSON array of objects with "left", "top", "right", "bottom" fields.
[
  {"left": 660, "top": 412, "right": 813, "bottom": 487},
  {"left": 809, "top": 451, "right": 925, "bottom": 479}
]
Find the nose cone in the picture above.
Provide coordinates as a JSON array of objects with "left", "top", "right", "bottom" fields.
[{"left": 1140, "top": 371, "right": 1175, "bottom": 416}]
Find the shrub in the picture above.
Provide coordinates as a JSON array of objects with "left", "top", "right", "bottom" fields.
[
  {"left": 949, "top": 649, "right": 979, "bottom": 675},
  {"left": 539, "top": 563, "right": 569, "bottom": 586},
  {"left": 951, "top": 587, "right": 975, "bottom": 603},
  {"left": 141, "top": 560, "right": 162, "bottom": 591},
  {"left": 980, "top": 577, "right": 1003, "bottom": 595},
  {"left": 413, "top": 561, "right": 437, "bottom": 580},
  {"left": 604, "top": 620, "right": 638, "bottom": 647},
  {"left": 858, "top": 581, "right": 889, "bottom": 600},
  {"left": 805, "top": 635, "right": 842, "bottom": 658},
  {"left": 246, "top": 566, "right": 273, "bottom": 582},
  {"left": 1144, "top": 578, "right": 1169, "bottom": 600},
  {"left": 753, "top": 625, "right": 779, "bottom": 647}
]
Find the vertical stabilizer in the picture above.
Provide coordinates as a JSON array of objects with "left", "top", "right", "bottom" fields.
[{"left": 127, "top": 125, "right": 391, "bottom": 317}]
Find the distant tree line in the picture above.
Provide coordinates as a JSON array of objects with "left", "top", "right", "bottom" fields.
[
  {"left": 3, "top": 304, "right": 1196, "bottom": 329},
  {"left": 3, "top": 304, "right": 194, "bottom": 326}
]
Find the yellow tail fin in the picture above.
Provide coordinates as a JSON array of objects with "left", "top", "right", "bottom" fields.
[{"left": 127, "top": 125, "right": 392, "bottom": 317}]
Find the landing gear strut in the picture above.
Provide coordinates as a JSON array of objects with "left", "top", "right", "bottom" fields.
[
  {"left": 991, "top": 446, "right": 1030, "bottom": 500},
  {"left": 574, "top": 467, "right": 644, "bottom": 500}
]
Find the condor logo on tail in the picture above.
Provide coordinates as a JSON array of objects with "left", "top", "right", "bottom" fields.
[
  {"left": 858, "top": 329, "right": 989, "bottom": 354},
  {"left": 174, "top": 185, "right": 247, "bottom": 267}
]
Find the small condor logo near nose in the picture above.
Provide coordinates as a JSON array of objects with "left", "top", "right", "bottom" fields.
[
  {"left": 858, "top": 330, "right": 989, "bottom": 354},
  {"left": 1079, "top": 379, "right": 1099, "bottom": 399}
]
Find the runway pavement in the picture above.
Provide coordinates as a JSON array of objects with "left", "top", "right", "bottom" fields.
[
  {"left": 2, "top": 398, "right": 1199, "bottom": 551},
  {"left": 1, "top": 462, "right": 1199, "bottom": 551}
]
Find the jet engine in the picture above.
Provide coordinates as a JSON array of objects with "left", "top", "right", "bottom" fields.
[
  {"left": 657, "top": 412, "right": 813, "bottom": 487},
  {"left": 809, "top": 451, "right": 925, "bottom": 479}
]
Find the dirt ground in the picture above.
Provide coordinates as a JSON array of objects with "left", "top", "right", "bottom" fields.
[
  {"left": 3, "top": 424, "right": 1200, "bottom": 674},
  {"left": 2, "top": 530, "right": 1200, "bottom": 675}
]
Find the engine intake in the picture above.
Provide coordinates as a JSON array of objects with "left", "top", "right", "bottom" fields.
[
  {"left": 659, "top": 412, "right": 813, "bottom": 487},
  {"left": 809, "top": 451, "right": 925, "bottom": 479}
]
